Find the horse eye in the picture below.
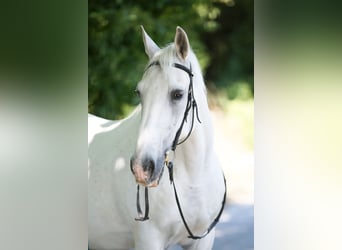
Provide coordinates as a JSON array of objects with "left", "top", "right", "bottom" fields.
[{"left": 171, "top": 90, "right": 184, "bottom": 101}]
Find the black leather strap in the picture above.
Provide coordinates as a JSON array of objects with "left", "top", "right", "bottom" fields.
[
  {"left": 167, "top": 162, "right": 227, "bottom": 240},
  {"left": 135, "top": 185, "right": 149, "bottom": 221}
]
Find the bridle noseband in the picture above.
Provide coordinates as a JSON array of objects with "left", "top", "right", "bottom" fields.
[{"left": 135, "top": 60, "right": 226, "bottom": 240}]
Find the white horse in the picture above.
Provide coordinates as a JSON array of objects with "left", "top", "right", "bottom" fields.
[{"left": 88, "top": 26, "right": 226, "bottom": 250}]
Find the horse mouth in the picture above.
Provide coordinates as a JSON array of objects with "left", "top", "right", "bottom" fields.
[
  {"left": 131, "top": 153, "right": 167, "bottom": 188},
  {"left": 148, "top": 164, "right": 165, "bottom": 187},
  {"left": 135, "top": 164, "right": 165, "bottom": 188}
]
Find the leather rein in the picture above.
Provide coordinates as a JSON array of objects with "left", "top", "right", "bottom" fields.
[{"left": 135, "top": 61, "right": 227, "bottom": 240}]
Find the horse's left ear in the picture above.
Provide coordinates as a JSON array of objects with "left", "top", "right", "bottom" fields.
[
  {"left": 174, "top": 26, "right": 190, "bottom": 61},
  {"left": 141, "top": 25, "right": 160, "bottom": 59}
]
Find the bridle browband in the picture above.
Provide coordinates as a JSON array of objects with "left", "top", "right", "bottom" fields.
[{"left": 135, "top": 60, "right": 227, "bottom": 240}]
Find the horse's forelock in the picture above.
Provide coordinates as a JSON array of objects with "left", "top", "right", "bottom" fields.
[
  {"left": 149, "top": 44, "right": 205, "bottom": 91},
  {"left": 153, "top": 44, "right": 177, "bottom": 70}
]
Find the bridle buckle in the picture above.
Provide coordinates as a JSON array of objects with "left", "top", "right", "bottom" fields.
[{"left": 164, "top": 150, "right": 175, "bottom": 184}]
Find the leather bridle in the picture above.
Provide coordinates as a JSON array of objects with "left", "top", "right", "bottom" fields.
[{"left": 134, "top": 61, "right": 227, "bottom": 240}]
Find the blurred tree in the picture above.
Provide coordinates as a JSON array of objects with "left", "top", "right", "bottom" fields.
[
  {"left": 89, "top": 0, "right": 253, "bottom": 119},
  {"left": 204, "top": 0, "right": 254, "bottom": 99}
]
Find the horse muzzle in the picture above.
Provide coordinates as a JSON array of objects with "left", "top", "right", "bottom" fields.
[{"left": 130, "top": 156, "right": 164, "bottom": 187}]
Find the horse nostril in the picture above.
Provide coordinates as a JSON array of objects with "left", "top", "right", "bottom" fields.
[{"left": 143, "top": 158, "right": 155, "bottom": 175}]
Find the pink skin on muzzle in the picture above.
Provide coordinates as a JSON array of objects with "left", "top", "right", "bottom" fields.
[{"left": 131, "top": 163, "right": 160, "bottom": 188}]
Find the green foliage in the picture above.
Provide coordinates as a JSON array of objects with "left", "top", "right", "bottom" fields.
[
  {"left": 203, "top": 0, "right": 254, "bottom": 96},
  {"left": 89, "top": 0, "right": 253, "bottom": 119}
]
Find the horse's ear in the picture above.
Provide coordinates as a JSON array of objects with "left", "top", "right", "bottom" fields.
[
  {"left": 141, "top": 25, "right": 160, "bottom": 59},
  {"left": 174, "top": 26, "right": 190, "bottom": 61}
]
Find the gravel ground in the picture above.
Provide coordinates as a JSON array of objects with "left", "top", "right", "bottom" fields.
[{"left": 213, "top": 202, "right": 254, "bottom": 250}]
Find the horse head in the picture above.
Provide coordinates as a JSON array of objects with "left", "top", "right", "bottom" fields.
[{"left": 130, "top": 26, "right": 196, "bottom": 187}]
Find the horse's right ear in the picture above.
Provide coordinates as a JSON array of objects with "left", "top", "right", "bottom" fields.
[
  {"left": 174, "top": 26, "right": 190, "bottom": 61},
  {"left": 141, "top": 26, "right": 160, "bottom": 59}
]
